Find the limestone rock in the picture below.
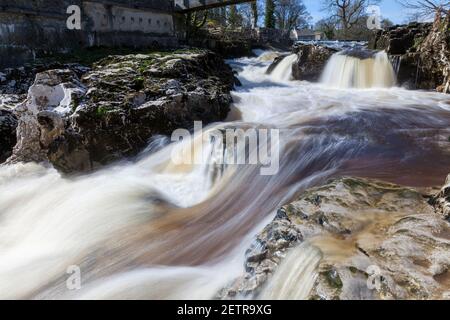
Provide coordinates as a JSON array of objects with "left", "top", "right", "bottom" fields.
[
  {"left": 0, "top": 106, "right": 17, "bottom": 163},
  {"left": 370, "top": 18, "right": 450, "bottom": 93},
  {"left": 265, "top": 44, "right": 337, "bottom": 82},
  {"left": 370, "top": 22, "right": 432, "bottom": 55},
  {"left": 6, "top": 69, "right": 85, "bottom": 165},
  {"left": 292, "top": 44, "right": 338, "bottom": 82},
  {"left": 0, "top": 63, "right": 89, "bottom": 95},
  {"left": 417, "top": 15, "right": 450, "bottom": 94},
  {"left": 4, "top": 49, "right": 236, "bottom": 173},
  {"left": 431, "top": 174, "right": 450, "bottom": 221},
  {"left": 218, "top": 212, "right": 303, "bottom": 299},
  {"left": 221, "top": 177, "right": 450, "bottom": 300}
]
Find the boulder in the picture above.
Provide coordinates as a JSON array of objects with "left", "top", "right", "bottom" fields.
[
  {"left": 5, "top": 49, "right": 236, "bottom": 173},
  {"left": 291, "top": 44, "right": 338, "bottom": 82},
  {"left": 220, "top": 177, "right": 450, "bottom": 300},
  {"left": 417, "top": 15, "right": 450, "bottom": 93},
  {"left": 370, "top": 23, "right": 432, "bottom": 54},
  {"left": 370, "top": 18, "right": 450, "bottom": 93},
  {"left": 6, "top": 69, "right": 86, "bottom": 165}
]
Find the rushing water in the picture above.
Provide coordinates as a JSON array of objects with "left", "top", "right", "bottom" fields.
[
  {"left": 1, "top": 50, "right": 450, "bottom": 299},
  {"left": 321, "top": 50, "right": 397, "bottom": 88},
  {"left": 269, "top": 54, "right": 298, "bottom": 82}
]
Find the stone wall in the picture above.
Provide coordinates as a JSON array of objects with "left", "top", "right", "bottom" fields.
[
  {"left": 0, "top": 0, "right": 178, "bottom": 68},
  {"left": 186, "top": 27, "right": 293, "bottom": 58},
  {"left": 254, "top": 28, "right": 293, "bottom": 48}
]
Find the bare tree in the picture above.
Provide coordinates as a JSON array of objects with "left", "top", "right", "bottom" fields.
[
  {"left": 275, "top": 0, "right": 311, "bottom": 31},
  {"left": 322, "top": 0, "right": 380, "bottom": 38},
  {"left": 315, "top": 17, "right": 339, "bottom": 39},
  {"left": 234, "top": 3, "right": 256, "bottom": 28},
  {"left": 396, "top": 0, "right": 450, "bottom": 20},
  {"left": 381, "top": 17, "right": 394, "bottom": 29},
  {"left": 186, "top": 10, "right": 209, "bottom": 39}
]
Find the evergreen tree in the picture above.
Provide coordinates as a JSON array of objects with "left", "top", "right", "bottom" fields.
[
  {"left": 251, "top": 1, "right": 259, "bottom": 28},
  {"left": 228, "top": 5, "right": 241, "bottom": 27},
  {"left": 265, "top": 0, "right": 276, "bottom": 28}
]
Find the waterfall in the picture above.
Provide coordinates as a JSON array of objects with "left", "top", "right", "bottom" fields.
[
  {"left": 259, "top": 243, "right": 322, "bottom": 300},
  {"left": 321, "top": 50, "right": 397, "bottom": 89},
  {"left": 389, "top": 55, "right": 402, "bottom": 76},
  {"left": 269, "top": 54, "right": 298, "bottom": 82}
]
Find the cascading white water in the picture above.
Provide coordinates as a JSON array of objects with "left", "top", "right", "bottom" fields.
[
  {"left": 321, "top": 51, "right": 397, "bottom": 89},
  {"left": 1, "top": 50, "right": 450, "bottom": 300},
  {"left": 260, "top": 243, "right": 322, "bottom": 300},
  {"left": 390, "top": 55, "right": 402, "bottom": 76},
  {"left": 269, "top": 54, "right": 298, "bottom": 82}
]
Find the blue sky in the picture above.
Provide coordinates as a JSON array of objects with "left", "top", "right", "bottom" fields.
[{"left": 303, "top": 0, "right": 407, "bottom": 24}]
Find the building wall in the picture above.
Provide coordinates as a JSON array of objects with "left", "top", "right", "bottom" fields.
[
  {"left": 83, "top": 2, "right": 174, "bottom": 34},
  {"left": 174, "top": 0, "right": 253, "bottom": 12},
  {"left": 0, "top": 0, "right": 178, "bottom": 68}
]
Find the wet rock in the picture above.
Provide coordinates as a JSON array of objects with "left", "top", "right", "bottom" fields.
[
  {"left": 265, "top": 44, "right": 337, "bottom": 82},
  {"left": 291, "top": 44, "right": 338, "bottom": 82},
  {"left": 417, "top": 15, "right": 450, "bottom": 94},
  {"left": 370, "top": 17, "right": 450, "bottom": 93},
  {"left": 431, "top": 174, "right": 450, "bottom": 221},
  {"left": 0, "top": 63, "right": 89, "bottom": 95},
  {"left": 370, "top": 22, "right": 432, "bottom": 55},
  {"left": 340, "top": 49, "right": 377, "bottom": 60},
  {"left": 221, "top": 177, "right": 450, "bottom": 300},
  {"left": 0, "top": 106, "right": 17, "bottom": 163},
  {"left": 265, "top": 55, "right": 289, "bottom": 75},
  {"left": 218, "top": 209, "right": 303, "bottom": 299},
  {"left": 4, "top": 49, "right": 236, "bottom": 173}
]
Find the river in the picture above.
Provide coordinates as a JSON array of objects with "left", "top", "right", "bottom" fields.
[{"left": 0, "top": 49, "right": 449, "bottom": 299}]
